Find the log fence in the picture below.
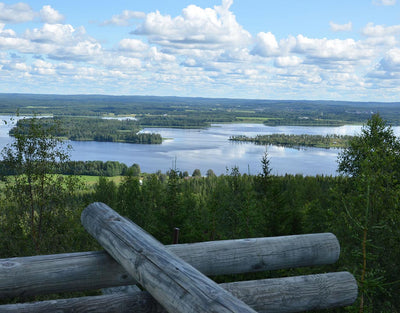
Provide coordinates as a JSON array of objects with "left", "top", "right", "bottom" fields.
[{"left": 0, "top": 202, "right": 358, "bottom": 312}]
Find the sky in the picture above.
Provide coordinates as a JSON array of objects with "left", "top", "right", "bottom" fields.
[{"left": 0, "top": 0, "right": 400, "bottom": 101}]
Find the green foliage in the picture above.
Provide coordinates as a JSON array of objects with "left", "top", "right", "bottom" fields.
[
  {"left": 230, "top": 133, "right": 353, "bottom": 149},
  {"left": 11, "top": 117, "right": 162, "bottom": 144},
  {"left": 1, "top": 113, "right": 400, "bottom": 311},
  {"left": 4, "top": 93, "right": 400, "bottom": 126},
  {"left": 192, "top": 169, "right": 202, "bottom": 177},
  {"left": 206, "top": 169, "right": 216, "bottom": 177},
  {"left": 127, "top": 163, "right": 141, "bottom": 177},
  {"left": 336, "top": 114, "right": 400, "bottom": 311},
  {"left": 0, "top": 116, "right": 83, "bottom": 255}
]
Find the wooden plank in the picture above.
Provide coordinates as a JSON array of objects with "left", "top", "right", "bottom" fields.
[
  {"left": 0, "top": 231, "right": 339, "bottom": 299},
  {"left": 81, "top": 202, "right": 257, "bottom": 313},
  {"left": 0, "top": 272, "right": 358, "bottom": 313}
]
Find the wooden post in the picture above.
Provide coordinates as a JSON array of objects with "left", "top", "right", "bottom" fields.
[
  {"left": 0, "top": 272, "right": 358, "bottom": 313},
  {"left": 0, "top": 232, "right": 340, "bottom": 299},
  {"left": 81, "top": 202, "right": 257, "bottom": 313},
  {"left": 173, "top": 227, "right": 180, "bottom": 244}
]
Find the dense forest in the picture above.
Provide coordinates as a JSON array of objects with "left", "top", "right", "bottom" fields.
[
  {"left": 0, "top": 114, "right": 399, "bottom": 312},
  {"left": 0, "top": 160, "right": 133, "bottom": 177},
  {"left": 10, "top": 116, "right": 162, "bottom": 144},
  {"left": 2, "top": 93, "right": 400, "bottom": 126},
  {"left": 230, "top": 134, "right": 353, "bottom": 149}
]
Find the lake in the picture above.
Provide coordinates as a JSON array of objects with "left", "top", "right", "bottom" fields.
[{"left": 0, "top": 116, "right": 391, "bottom": 176}]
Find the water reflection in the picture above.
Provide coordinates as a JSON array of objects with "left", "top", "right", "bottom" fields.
[{"left": 1, "top": 118, "right": 398, "bottom": 176}]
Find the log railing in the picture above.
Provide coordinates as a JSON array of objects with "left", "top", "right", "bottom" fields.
[{"left": 0, "top": 202, "right": 358, "bottom": 312}]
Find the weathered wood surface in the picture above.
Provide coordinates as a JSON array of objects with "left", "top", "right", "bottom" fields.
[
  {"left": 0, "top": 272, "right": 358, "bottom": 313},
  {"left": 0, "top": 230, "right": 339, "bottom": 299},
  {"left": 81, "top": 202, "right": 257, "bottom": 313}
]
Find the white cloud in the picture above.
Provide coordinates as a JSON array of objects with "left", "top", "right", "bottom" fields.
[
  {"left": 102, "top": 10, "right": 146, "bottom": 26},
  {"left": 330, "top": 21, "right": 352, "bottom": 32},
  {"left": 292, "top": 35, "right": 372, "bottom": 61},
  {"left": 132, "top": 0, "right": 251, "bottom": 50},
  {"left": 373, "top": 0, "right": 396, "bottom": 5},
  {"left": 0, "top": 2, "right": 35, "bottom": 23},
  {"left": 2, "top": 60, "right": 31, "bottom": 72},
  {"left": 362, "top": 23, "right": 400, "bottom": 37},
  {"left": 251, "top": 32, "right": 280, "bottom": 57},
  {"left": 0, "top": 23, "right": 16, "bottom": 37},
  {"left": 19, "top": 23, "right": 102, "bottom": 61},
  {"left": 50, "top": 40, "right": 102, "bottom": 61},
  {"left": 118, "top": 38, "right": 148, "bottom": 52},
  {"left": 147, "top": 46, "right": 176, "bottom": 62},
  {"left": 40, "top": 5, "right": 65, "bottom": 24},
  {"left": 274, "top": 56, "right": 302, "bottom": 67},
  {"left": 1, "top": 1, "right": 400, "bottom": 100},
  {"left": 24, "top": 24, "right": 80, "bottom": 44},
  {"left": 31, "top": 59, "right": 56, "bottom": 75},
  {"left": 379, "top": 48, "right": 400, "bottom": 72}
]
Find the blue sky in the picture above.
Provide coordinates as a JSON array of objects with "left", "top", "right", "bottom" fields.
[{"left": 0, "top": 0, "right": 399, "bottom": 101}]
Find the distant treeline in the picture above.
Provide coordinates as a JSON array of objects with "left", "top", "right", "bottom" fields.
[
  {"left": 10, "top": 117, "right": 162, "bottom": 144},
  {"left": 262, "top": 118, "right": 346, "bottom": 126},
  {"left": 230, "top": 134, "right": 353, "bottom": 148},
  {"left": 3, "top": 93, "right": 400, "bottom": 126},
  {"left": 0, "top": 160, "right": 137, "bottom": 177}
]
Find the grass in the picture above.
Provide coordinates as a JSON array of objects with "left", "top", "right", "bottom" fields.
[
  {"left": 0, "top": 175, "right": 126, "bottom": 190},
  {"left": 78, "top": 175, "right": 125, "bottom": 186}
]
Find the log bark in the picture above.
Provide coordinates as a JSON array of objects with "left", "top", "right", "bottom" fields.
[
  {"left": 81, "top": 202, "right": 256, "bottom": 313},
  {"left": 0, "top": 227, "right": 339, "bottom": 299},
  {"left": 0, "top": 272, "right": 358, "bottom": 313}
]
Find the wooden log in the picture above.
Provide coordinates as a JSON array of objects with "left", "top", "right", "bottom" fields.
[
  {"left": 81, "top": 202, "right": 257, "bottom": 313},
  {"left": 0, "top": 230, "right": 340, "bottom": 299},
  {"left": 0, "top": 272, "right": 358, "bottom": 313}
]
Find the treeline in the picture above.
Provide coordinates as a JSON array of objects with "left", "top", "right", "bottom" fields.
[
  {"left": 138, "top": 115, "right": 211, "bottom": 128},
  {"left": 0, "top": 160, "right": 138, "bottom": 177},
  {"left": 10, "top": 117, "right": 162, "bottom": 144},
  {"left": 2, "top": 169, "right": 399, "bottom": 310},
  {"left": 5, "top": 93, "right": 400, "bottom": 126},
  {"left": 262, "top": 117, "right": 347, "bottom": 126},
  {"left": 88, "top": 168, "right": 398, "bottom": 311},
  {"left": 230, "top": 134, "right": 353, "bottom": 148}
]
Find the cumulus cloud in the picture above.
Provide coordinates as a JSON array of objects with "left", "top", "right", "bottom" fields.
[
  {"left": 330, "top": 21, "right": 352, "bottom": 32},
  {"left": 251, "top": 32, "right": 280, "bottom": 57},
  {"left": 132, "top": 0, "right": 251, "bottom": 49},
  {"left": 24, "top": 24, "right": 82, "bottom": 44},
  {"left": 0, "top": 23, "right": 16, "bottom": 37},
  {"left": 118, "top": 38, "right": 148, "bottom": 52},
  {"left": 2, "top": 60, "right": 30, "bottom": 72},
  {"left": 102, "top": 10, "right": 146, "bottom": 26},
  {"left": 0, "top": 2, "right": 35, "bottom": 23},
  {"left": 18, "top": 23, "right": 102, "bottom": 61},
  {"left": 49, "top": 40, "right": 102, "bottom": 61},
  {"left": 362, "top": 23, "right": 400, "bottom": 37},
  {"left": 31, "top": 59, "right": 56, "bottom": 75},
  {"left": 274, "top": 56, "right": 302, "bottom": 67},
  {"left": 292, "top": 35, "right": 372, "bottom": 61},
  {"left": 40, "top": 5, "right": 64, "bottom": 24},
  {"left": 1, "top": 0, "right": 400, "bottom": 100},
  {"left": 379, "top": 48, "right": 400, "bottom": 72}
]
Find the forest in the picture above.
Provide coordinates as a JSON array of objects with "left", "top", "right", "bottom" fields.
[
  {"left": 0, "top": 114, "right": 399, "bottom": 312},
  {"left": 10, "top": 116, "right": 162, "bottom": 144},
  {"left": 229, "top": 134, "right": 353, "bottom": 149},
  {"left": 2, "top": 93, "right": 400, "bottom": 126}
]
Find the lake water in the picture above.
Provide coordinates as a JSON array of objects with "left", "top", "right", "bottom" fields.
[{"left": 1, "top": 116, "right": 396, "bottom": 176}]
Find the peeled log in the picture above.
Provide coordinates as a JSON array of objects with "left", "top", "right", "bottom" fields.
[
  {"left": 81, "top": 202, "right": 256, "bottom": 313},
  {"left": 0, "top": 228, "right": 339, "bottom": 298},
  {"left": 0, "top": 272, "right": 358, "bottom": 313}
]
